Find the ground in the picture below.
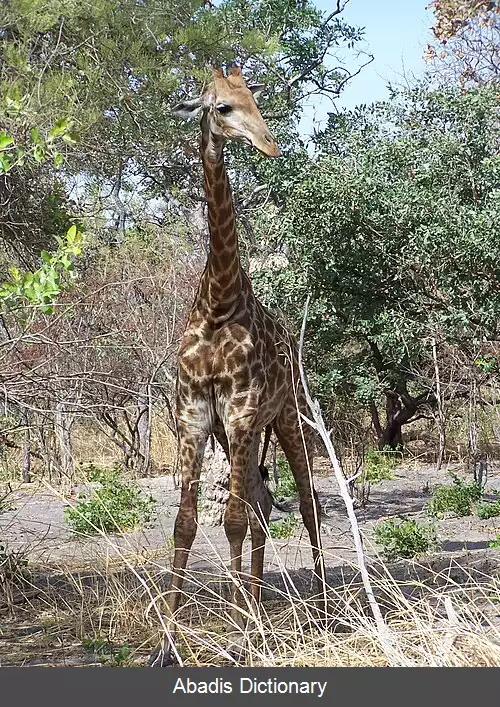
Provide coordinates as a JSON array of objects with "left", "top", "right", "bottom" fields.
[{"left": 1, "top": 459, "right": 500, "bottom": 666}]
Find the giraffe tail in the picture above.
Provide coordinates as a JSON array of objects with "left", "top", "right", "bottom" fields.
[
  {"left": 258, "top": 424, "right": 288, "bottom": 512},
  {"left": 259, "top": 462, "right": 288, "bottom": 512}
]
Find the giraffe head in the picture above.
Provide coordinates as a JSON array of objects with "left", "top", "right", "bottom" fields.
[{"left": 172, "top": 65, "right": 280, "bottom": 158}]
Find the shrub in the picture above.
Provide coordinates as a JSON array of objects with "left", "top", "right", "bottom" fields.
[
  {"left": 64, "top": 464, "right": 156, "bottom": 535},
  {"left": 364, "top": 447, "right": 399, "bottom": 483},
  {"left": 355, "top": 446, "right": 399, "bottom": 506},
  {"left": 427, "top": 475, "right": 482, "bottom": 518},
  {"left": 269, "top": 513, "right": 299, "bottom": 539},
  {"left": 374, "top": 517, "right": 437, "bottom": 561},
  {"left": 476, "top": 500, "right": 500, "bottom": 520},
  {"left": 276, "top": 459, "right": 297, "bottom": 498},
  {"left": 82, "top": 635, "right": 131, "bottom": 666}
]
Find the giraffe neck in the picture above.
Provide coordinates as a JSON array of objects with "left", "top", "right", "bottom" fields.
[{"left": 200, "top": 113, "right": 243, "bottom": 311}]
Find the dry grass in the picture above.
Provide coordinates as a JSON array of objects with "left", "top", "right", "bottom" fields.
[
  {"left": 149, "top": 416, "right": 177, "bottom": 474},
  {"left": 1, "top": 418, "right": 178, "bottom": 490},
  {"left": 1, "top": 413, "right": 500, "bottom": 667},
  {"left": 1, "top": 528, "right": 500, "bottom": 667}
]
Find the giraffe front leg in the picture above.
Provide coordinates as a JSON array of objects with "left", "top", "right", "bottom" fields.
[
  {"left": 148, "top": 421, "right": 208, "bottom": 667},
  {"left": 222, "top": 425, "right": 262, "bottom": 660}
]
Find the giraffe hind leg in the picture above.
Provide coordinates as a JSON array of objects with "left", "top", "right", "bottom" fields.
[
  {"left": 247, "top": 442, "right": 272, "bottom": 607},
  {"left": 273, "top": 396, "right": 327, "bottom": 607}
]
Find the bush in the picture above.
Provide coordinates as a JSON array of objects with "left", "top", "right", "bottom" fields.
[
  {"left": 82, "top": 635, "right": 131, "bottom": 666},
  {"left": 269, "top": 513, "right": 299, "bottom": 539},
  {"left": 374, "top": 517, "right": 437, "bottom": 561},
  {"left": 364, "top": 447, "right": 399, "bottom": 484},
  {"left": 427, "top": 475, "right": 482, "bottom": 518},
  {"left": 355, "top": 446, "right": 399, "bottom": 506},
  {"left": 64, "top": 464, "right": 156, "bottom": 535},
  {"left": 276, "top": 459, "right": 297, "bottom": 498},
  {"left": 476, "top": 500, "right": 500, "bottom": 520}
]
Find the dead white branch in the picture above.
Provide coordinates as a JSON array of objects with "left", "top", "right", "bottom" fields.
[{"left": 297, "top": 295, "right": 399, "bottom": 662}]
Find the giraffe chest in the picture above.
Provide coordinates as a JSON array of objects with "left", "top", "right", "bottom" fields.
[
  {"left": 178, "top": 324, "right": 262, "bottom": 386},
  {"left": 178, "top": 329, "right": 289, "bottom": 418}
]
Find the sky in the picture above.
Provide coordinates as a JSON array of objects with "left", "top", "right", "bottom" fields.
[{"left": 300, "top": 0, "right": 435, "bottom": 132}]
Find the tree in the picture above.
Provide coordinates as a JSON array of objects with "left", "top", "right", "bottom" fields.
[
  {"left": 0, "top": 1, "right": 373, "bottom": 478},
  {"left": 254, "top": 83, "right": 500, "bottom": 449},
  {"left": 426, "top": 0, "right": 500, "bottom": 85},
  {"left": 0, "top": 0, "right": 370, "bottom": 255}
]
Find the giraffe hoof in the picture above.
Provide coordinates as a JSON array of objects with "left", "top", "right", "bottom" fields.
[{"left": 147, "top": 646, "right": 178, "bottom": 667}]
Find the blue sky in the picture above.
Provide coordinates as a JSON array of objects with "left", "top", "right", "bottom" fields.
[{"left": 300, "top": 0, "right": 435, "bottom": 131}]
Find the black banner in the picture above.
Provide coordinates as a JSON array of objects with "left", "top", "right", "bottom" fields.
[{"left": 1, "top": 667, "right": 499, "bottom": 707}]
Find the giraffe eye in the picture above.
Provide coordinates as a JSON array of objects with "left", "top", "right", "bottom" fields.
[{"left": 216, "top": 104, "right": 232, "bottom": 115}]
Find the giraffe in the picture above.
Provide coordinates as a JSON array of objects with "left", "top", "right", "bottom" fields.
[{"left": 149, "top": 65, "right": 326, "bottom": 666}]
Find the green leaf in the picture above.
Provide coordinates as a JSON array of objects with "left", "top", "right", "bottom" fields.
[
  {"left": 48, "top": 118, "right": 70, "bottom": 141},
  {"left": 62, "top": 132, "right": 79, "bottom": 145},
  {"left": 33, "top": 145, "right": 45, "bottom": 163},
  {"left": 0, "top": 132, "right": 14, "bottom": 150},
  {"left": 0, "top": 154, "right": 11, "bottom": 173},
  {"left": 66, "top": 224, "right": 77, "bottom": 242},
  {"left": 53, "top": 152, "right": 64, "bottom": 168},
  {"left": 30, "top": 127, "right": 41, "bottom": 144}
]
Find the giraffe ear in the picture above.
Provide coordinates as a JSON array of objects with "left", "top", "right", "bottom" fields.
[
  {"left": 248, "top": 84, "right": 265, "bottom": 101},
  {"left": 172, "top": 97, "right": 205, "bottom": 119}
]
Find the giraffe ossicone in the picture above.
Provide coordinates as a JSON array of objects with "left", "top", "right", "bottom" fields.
[{"left": 148, "top": 65, "right": 326, "bottom": 667}]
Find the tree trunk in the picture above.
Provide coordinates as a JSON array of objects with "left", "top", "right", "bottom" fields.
[
  {"left": 432, "top": 337, "right": 446, "bottom": 471},
  {"left": 22, "top": 409, "right": 31, "bottom": 484},
  {"left": 468, "top": 377, "right": 481, "bottom": 481},
  {"left": 137, "top": 384, "right": 152, "bottom": 476},
  {"left": 373, "top": 395, "right": 404, "bottom": 450},
  {"left": 55, "top": 402, "right": 75, "bottom": 483},
  {"left": 379, "top": 423, "right": 403, "bottom": 450}
]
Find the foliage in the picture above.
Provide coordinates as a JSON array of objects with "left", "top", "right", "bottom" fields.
[
  {"left": 0, "top": 224, "right": 84, "bottom": 313},
  {"left": 254, "top": 84, "right": 500, "bottom": 446},
  {"left": 64, "top": 464, "right": 156, "bottom": 535},
  {"left": 476, "top": 498, "right": 500, "bottom": 519},
  {"left": 276, "top": 458, "right": 298, "bottom": 498},
  {"left": 82, "top": 635, "right": 131, "bottom": 666},
  {"left": 374, "top": 517, "right": 437, "bottom": 561},
  {"left": 354, "top": 447, "right": 400, "bottom": 506},
  {"left": 489, "top": 535, "right": 500, "bottom": 548},
  {"left": 0, "top": 0, "right": 367, "bottom": 237},
  {"left": 363, "top": 448, "right": 399, "bottom": 484},
  {"left": 429, "top": 0, "right": 499, "bottom": 41},
  {"left": 0, "top": 118, "right": 77, "bottom": 175},
  {"left": 427, "top": 475, "right": 483, "bottom": 518},
  {"left": 426, "top": 0, "right": 499, "bottom": 86},
  {"left": 269, "top": 513, "right": 299, "bottom": 539}
]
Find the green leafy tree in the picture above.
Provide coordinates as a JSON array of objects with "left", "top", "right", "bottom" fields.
[
  {"left": 255, "top": 84, "right": 500, "bottom": 448},
  {"left": 0, "top": 0, "right": 368, "bottom": 245}
]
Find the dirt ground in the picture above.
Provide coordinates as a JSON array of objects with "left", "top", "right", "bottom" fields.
[
  {"left": 2, "top": 458, "right": 500, "bottom": 666},
  {"left": 1, "top": 459, "right": 500, "bottom": 573}
]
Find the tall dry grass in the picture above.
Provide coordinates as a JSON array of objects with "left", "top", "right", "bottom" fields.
[{"left": 1, "top": 510, "right": 500, "bottom": 667}]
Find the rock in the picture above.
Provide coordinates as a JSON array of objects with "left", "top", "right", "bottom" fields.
[{"left": 199, "top": 439, "right": 230, "bottom": 527}]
